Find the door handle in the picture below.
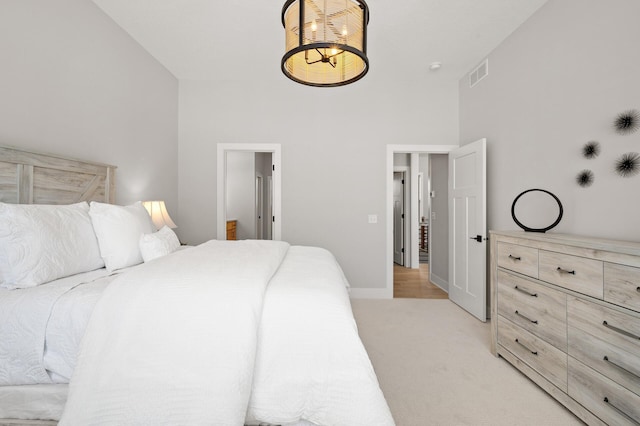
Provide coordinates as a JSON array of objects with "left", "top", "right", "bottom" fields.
[{"left": 470, "top": 235, "right": 483, "bottom": 243}]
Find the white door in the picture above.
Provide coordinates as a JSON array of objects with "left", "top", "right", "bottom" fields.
[
  {"left": 266, "top": 176, "right": 273, "bottom": 240},
  {"left": 255, "top": 175, "right": 264, "bottom": 240},
  {"left": 393, "top": 172, "right": 405, "bottom": 265},
  {"left": 448, "top": 139, "right": 487, "bottom": 321}
]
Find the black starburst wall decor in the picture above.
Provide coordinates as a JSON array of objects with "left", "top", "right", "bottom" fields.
[
  {"left": 615, "top": 152, "right": 640, "bottom": 177},
  {"left": 576, "top": 170, "right": 594, "bottom": 187},
  {"left": 582, "top": 141, "right": 600, "bottom": 159},
  {"left": 613, "top": 109, "right": 639, "bottom": 135}
]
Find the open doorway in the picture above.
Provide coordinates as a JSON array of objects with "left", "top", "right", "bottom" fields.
[
  {"left": 224, "top": 151, "right": 272, "bottom": 240},
  {"left": 386, "top": 145, "right": 457, "bottom": 299},
  {"left": 217, "top": 144, "right": 281, "bottom": 241},
  {"left": 392, "top": 153, "right": 448, "bottom": 299}
]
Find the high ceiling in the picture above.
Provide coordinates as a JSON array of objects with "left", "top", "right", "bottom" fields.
[{"left": 92, "top": 0, "right": 548, "bottom": 82}]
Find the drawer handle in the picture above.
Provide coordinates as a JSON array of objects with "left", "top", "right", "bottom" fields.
[
  {"left": 603, "top": 356, "right": 640, "bottom": 380},
  {"left": 603, "top": 397, "right": 640, "bottom": 424},
  {"left": 556, "top": 267, "right": 575, "bottom": 275},
  {"left": 515, "top": 338, "right": 538, "bottom": 355},
  {"left": 602, "top": 321, "right": 640, "bottom": 341},
  {"left": 508, "top": 254, "right": 521, "bottom": 261},
  {"left": 514, "top": 286, "right": 538, "bottom": 297},
  {"left": 515, "top": 310, "right": 538, "bottom": 324}
]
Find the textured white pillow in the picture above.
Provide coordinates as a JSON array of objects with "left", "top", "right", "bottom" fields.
[
  {"left": 139, "top": 226, "right": 181, "bottom": 262},
  {"left": 0, "top": 202, "right": 105, "bottom": 289},
  {"left": 89, "top": 201, "right": 155, "bottom": 272}
]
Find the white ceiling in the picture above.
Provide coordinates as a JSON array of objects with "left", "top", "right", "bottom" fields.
[{"left": 92, "top": 0, "right": 549, "bottom": 82}]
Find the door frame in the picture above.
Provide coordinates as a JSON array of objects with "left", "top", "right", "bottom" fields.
[
  {"left": 381, "top": 144, "right": 457, "bottom": 299},
  {"left": 217, "top": 143, "right": 281, "bottom": 241}
]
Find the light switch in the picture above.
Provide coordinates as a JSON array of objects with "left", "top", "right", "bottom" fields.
[{"left": 368, "top": 214, "right": 378, "bottom": 224}]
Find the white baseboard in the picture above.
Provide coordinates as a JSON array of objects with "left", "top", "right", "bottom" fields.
[
  {"left": 429, "top": 273, "right": 449, "bottom": 293},
  {"left": 349, "top": 287, "right": 393, "bottom": 299}
]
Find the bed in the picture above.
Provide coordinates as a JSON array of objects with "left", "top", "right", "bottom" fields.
[{"left": 0, "top": 146, "right": 394, "bottom": 426}]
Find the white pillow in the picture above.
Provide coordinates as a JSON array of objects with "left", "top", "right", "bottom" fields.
[
  {"left": 139, "top": 226, "right": 181, "bottom": 262},
  {"left": 0, "top": 202, "right": 105, "bottom": 289},
  {"left": 89, "top": 201, "right": 155, "bottom": 272}
]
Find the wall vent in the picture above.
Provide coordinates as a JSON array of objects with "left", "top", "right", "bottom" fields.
[{"left": 469, "top": 59, "right": 489, "bottom": 88}]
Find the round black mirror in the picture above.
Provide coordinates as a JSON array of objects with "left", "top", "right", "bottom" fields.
[{"left": 511, "top": 189, "right": 563, "bottom": 233}]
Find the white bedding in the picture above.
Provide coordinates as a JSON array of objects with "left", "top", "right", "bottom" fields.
[
  {"left": 43, "top": 272, "right": 116, "bottom": 382},
  {"left": 1, "top": 241, "right": 394, "bottom": 426},
  {"left": 60, "top": 239, "right": 291, "bottom": 425},
  {"left": 0, "top": 268, "right": 118, "bottom": 385},
  {"left": 247, "top": 246, "right": 394, "bottom": 426}
]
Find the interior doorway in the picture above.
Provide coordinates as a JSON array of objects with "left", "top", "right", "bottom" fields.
[
  {"left": 217, "top": 143, "right": 281, "bottom": 241},
  {"left": 224, "top": 151, "right": 271, "bottom": 240},
  {"left": 392, "top": 153, "right": 449, "bottom": 299},
  {"left": 386, "top": 145, "right": 457, "bottom": 299}
]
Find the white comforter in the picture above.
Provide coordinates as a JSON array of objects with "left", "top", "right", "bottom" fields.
[
  {"left": 60, "top": 239, "right": 290, "bottom": 425},
  {"left": 2, "top": 240, "right": 394, "bottom": 426},
  {"left": 247, "top": 246, "right": 395, "bottom": 426}
]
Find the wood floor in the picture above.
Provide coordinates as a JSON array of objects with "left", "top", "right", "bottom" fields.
[{"left": 393, "top": 263, "right": 448, "bottom": 299}]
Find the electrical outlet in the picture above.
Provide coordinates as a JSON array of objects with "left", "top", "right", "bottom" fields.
[
  {"left": 368, "top": 214, "right": 378, "bottom": 224},
  {"left": 431, "top": 211, "right": 436, "bottom": 220}
]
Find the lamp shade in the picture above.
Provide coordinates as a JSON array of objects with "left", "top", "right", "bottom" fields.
[
  {"left": 281, "top": 0, "right": 369, "bottom": 87},
  {"left": 142, "top": 201, "right": 177, "bottom": 229}
]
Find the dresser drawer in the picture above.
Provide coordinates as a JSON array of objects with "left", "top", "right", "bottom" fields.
[
  {"left": 539, "top": 250, "right": 603, "bottom": 299},
  {"left": 569, "top": 357, "right": 640, "bottom": 425},
  {"left": 569, "top": 326, "right": 640, "bottom": 396},
  {"left": 605, "top": 262, "right": 640, "bottom": 312},
  {"left": 497, "top": 270, "right": 567, "bottom": 350},
  {"left": 497, "top": 242, "right": 538, "bottom": 278},
  {"left": 568, "top": 297, "right": 640, "bottom": 360},
  {"left": 498, "top": 316, "right": 567, "bottom": 392}
]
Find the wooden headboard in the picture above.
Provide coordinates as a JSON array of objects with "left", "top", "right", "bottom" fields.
[{"left": 0, "top": 146, "right": 116, "bottom": 205}]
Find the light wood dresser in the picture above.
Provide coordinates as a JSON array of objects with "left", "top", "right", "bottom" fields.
[
  {"left": 490, "top": 231, "right": 640, "bottom": 425},
  {"left": 226, "top": 220, "right": 237, "bottom": 241}
]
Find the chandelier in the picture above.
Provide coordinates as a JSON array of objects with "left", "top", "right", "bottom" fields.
[{"left": 281, "top": 0, "right": 370, "bottom": 87}]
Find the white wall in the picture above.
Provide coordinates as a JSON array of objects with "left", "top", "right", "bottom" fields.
[
  {"left": 460, "top": 0, "right": 640, "bottom": 241},
  {"left": 419, "top": 154, "right": 429, "bottom": 223},
  {"left": 0, "top": 0, "right": 178, "bottom": 208},
  {"left": 429, "top": 154, "right": 449, "bottom": 290},
  {"left": 394, "top": 154, "right": 410, "bottom": 167},
  {"left": 226, "top": 151, "right": 256, "bottom": 240},
  {"left": 178, "top": 73, "right": 459, "bottom": 289}
]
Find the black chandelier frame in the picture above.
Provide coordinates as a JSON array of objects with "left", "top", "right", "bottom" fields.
[{"left": 281, "top": 0, "right": 370, "bottom": 87}]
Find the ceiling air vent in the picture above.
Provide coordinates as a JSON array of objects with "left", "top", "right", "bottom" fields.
[{"left": 469, "top": 59, "right": 488, "bottom": 88}]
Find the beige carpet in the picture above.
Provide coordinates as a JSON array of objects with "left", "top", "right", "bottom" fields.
[{"left": 351, "top": 299, "right": 584, "bottom": 426}]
